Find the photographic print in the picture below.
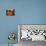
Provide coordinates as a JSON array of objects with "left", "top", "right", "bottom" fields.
[
  {"left": 18, "top": 24, "right": 46, "bottom": 46},
  {"left": 6, "top": 9, "right": 15, "bottom": 16}
]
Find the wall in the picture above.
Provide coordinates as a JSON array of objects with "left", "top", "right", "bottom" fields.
[{"left": 0, "top": 0, "right": 46, "bottom": 44}]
